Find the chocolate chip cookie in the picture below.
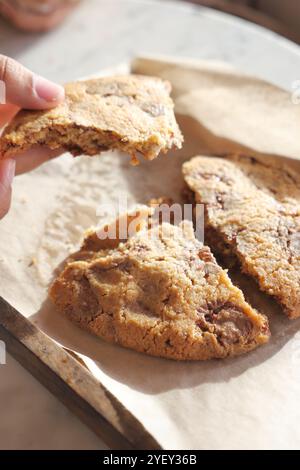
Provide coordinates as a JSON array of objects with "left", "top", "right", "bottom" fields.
[
  {"left": 0, "top": 75, "right": 183, "bottom": 164},
  {"left": 49, "top": 211, "right": 269, "bottom": 360},
  {"left": 183, "top": 154, "right": 300, "bottom": 319}
]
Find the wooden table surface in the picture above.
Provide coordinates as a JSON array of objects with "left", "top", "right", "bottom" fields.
[{"left": 0, "top": 0, "right": 300, "bottom": 450}]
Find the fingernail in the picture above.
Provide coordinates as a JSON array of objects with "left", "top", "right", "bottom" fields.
[
  {"left": 33, "top": 76, "right": 65, "bottom": 103},
  {"left": 0, "top": 159, "right": 15, "bottom": 188}
]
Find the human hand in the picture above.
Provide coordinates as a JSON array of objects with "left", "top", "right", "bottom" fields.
[
  {"left": 0, "top": 54, "right": 65, "bottom": 218},
  {"left": 0, "top": 0, "right": 79, "bottom": 33}
]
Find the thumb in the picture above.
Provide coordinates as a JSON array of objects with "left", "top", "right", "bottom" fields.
[
  {"left": 0, "top": 54, "right": 65, "bottom": 110},
  {"left": 0, "top": 159, "right": 15, "bottom": 219}
]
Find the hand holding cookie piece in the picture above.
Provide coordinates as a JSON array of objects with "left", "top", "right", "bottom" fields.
[
  {"left": 0, "top": 54, "right": 65, "bottom": 219},
  {"left": 0, "top": 75, "right": 183, "bottom": 165}
]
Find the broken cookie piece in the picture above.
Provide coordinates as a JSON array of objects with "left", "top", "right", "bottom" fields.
[
  {"left": 183, "top": 154, "right": 300, "bottom": 319},
  {"left": 49, "top": 213, "right": 269, "bottom": 360},
  {"left": 0, "top": 75, "right": 183, "bottom": 164}
]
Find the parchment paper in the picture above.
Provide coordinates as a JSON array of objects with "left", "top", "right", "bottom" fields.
[{"left": 1, "top": 57, "right": 300, "bottom": 450}]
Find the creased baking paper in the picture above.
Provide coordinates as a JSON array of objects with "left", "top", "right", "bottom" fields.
[{"left": 1, "top": 57, "right": 300, "bottom": 450}]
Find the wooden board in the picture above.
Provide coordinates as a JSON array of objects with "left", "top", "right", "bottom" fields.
[{"left": 0, "top": 296, "right": 162, "bottom": 450}]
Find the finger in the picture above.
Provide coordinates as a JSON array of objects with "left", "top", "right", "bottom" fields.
[
  {"left": 0, "top": 54, "right": 65, "bottom": 110},
  {"left": 0, "top": 103, "right": 19, "bottom": 128},
  {"left": 14, "top": 146, "right": 64, "bottom": 175},
  {"left": 0, "top": 158, "right": 15, "bottom": 219}
]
